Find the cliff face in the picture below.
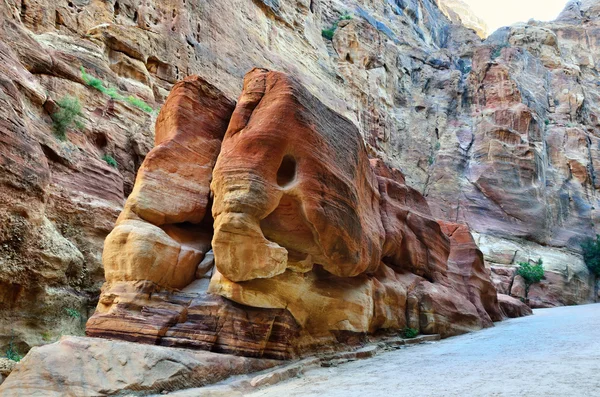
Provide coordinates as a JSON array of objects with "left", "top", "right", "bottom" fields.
[
  {"left": 0, "top": 0, "right": 598, "bottom": 354},
  {"left": 437, "top": 0, "right": 488, "bottom": 38}
]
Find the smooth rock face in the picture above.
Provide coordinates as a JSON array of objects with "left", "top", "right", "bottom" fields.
[
  {"left": 0, "top": 336, "right": 278, "bottom": 396},
  {"left": 88, "top": 69, "right": 508, "bottom": 360}
]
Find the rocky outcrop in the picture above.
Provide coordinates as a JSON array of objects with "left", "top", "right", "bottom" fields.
[
  {"left": 0, "top": 336, "right": 278, "bottom": 396},
  {"left": 437, "top": 0, "right": 489, "bottom": 38},
  {"left": 497, "top": 294, "right": 533, "bottom": 318},
  {"left": 1, "top": 0, "right": 599, "bottom": 357},
  {"left": 85, "top": 68, "right": 511, "bottom": 359}
]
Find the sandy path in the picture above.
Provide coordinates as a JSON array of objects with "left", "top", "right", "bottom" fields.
[{"left": 247, "top": 303, "right": 600, "bottom": 397}]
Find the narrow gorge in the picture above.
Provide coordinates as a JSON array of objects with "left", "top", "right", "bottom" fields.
[{"left": 0, "top": 0, "right": 599, "bottom": 395}]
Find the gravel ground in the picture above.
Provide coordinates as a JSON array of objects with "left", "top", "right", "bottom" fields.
[{"left": 248, "top": 303, "right": 600, "bottom": 397}]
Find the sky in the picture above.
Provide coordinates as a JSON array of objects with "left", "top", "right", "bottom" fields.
[{"left": 461, "top": 0, "right": 570, "bottom": 34}]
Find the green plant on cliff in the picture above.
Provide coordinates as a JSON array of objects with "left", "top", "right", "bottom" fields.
[
  {"left": 517, "top": 259, "right": 545, "bottom": 296},
  {"left": 5, "top": 332, "right": 23, "bottom": 362},
  {"left": 65, "top": 308, "right": 81, "bottom": 319},
  {"left": 102, "top": 154, "right": 118, "bottom": 168},
  {"left": 125, "top": 95, "right": 153, "bottom": 113},
  {"left": 51, "top": 96, "right": 85, "bottom": 141},
  {"left": 81, "top": 67, "right": 153, "bottom": 113},
  {"left": 321, "top": 13, "right": 353, "bottom": 40},
  {"left": 581, "top": 235, "right": 600, "bottom": 277},
  {"left": 401, "top": 327, "right": 419, "bottom": 339},
  {"left": 491, "top": 43, "right": 509, "bottom": 60}
]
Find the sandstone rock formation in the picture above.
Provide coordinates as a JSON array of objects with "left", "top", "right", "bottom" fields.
[
  {"left": 85, "top": 68, "right": 513, "bottom": 360},
  {"left": 0, "top": 336, "right": 278, "bottom": 396},
  {"left": 1, "top": 0, "right": 598, "bottom": 357}
]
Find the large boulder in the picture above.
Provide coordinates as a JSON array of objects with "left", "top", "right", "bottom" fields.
[
  {"left": 87, "top": 69, "right": 511, "bottom": 360},
  {"left": 0, "top": 336, "right": 278, "bottom": 396}
]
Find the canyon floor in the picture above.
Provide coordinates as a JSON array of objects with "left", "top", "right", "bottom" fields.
[{"left": 247, "top": 304, "right": 600, "bottom": 397}]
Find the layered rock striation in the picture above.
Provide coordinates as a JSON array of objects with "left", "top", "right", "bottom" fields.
[
  {"left": 86, "top": 68, "right": 511, "bottom": 359},
  {"left": 1, "top": 0, "right": 599, "bottom": 356}
]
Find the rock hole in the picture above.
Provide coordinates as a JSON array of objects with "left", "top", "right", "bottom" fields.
[
  {"left": 95, "top": 132, "right": 108, "bottom": 148},
  {"left": 114, "top": 1, "right": 120, "bottom": 17},
  {"left": 277, "top": 155, "right": 297, "bottom": 187}
]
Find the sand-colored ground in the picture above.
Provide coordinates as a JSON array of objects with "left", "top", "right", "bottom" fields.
[{"left": 248, "top": 304, "right": 600, "bottom": 397}]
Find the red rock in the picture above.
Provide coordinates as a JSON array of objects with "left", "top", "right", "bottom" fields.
[
  {"left": 211, "top": 68, "right": 385, "bottom": 282},
  {"left": 103, "top": 76, "right": 234, "bottom": 289},
  {"left": 88, "top": 69, "right": 513, "bottom": 359},
  {"left": 498, "top": 294, "right": 533, "bottom": 318},
  {"left": 439, "top": 221, "right": 503, "bottom": 325}
]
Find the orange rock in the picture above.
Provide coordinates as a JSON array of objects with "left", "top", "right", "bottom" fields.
[
  {"left": 89, "top": 69, "right": 525, "bottom": 358},
  {"left": 211, "top": 68, "right": 385, "bottom": 282},
  {"left": 439, "top": 221, "right": 503, "bottom": 326},
  {"left": 103, "top": 76, "right": 235, "bottom": 289}
]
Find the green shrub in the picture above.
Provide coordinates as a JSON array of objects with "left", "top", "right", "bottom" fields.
[
  {"left": 491, "top": 44, "right": 508, "bottom": 60},
  {"left": 582, "top": 235, "right": 600, "bottom": 276},
  {"left": 321, "top": 28, "right": 336, "bottom": 40},
  {"left": 125, "top": 95, "right": 153, "bottom": 113},
  {"left": 5, "top": 333, "right": 23, "bottom": 362},
  {"left": 321, "top": 13, "right": 353, "bottom": 40},
  {"left": 544, "top": 119, "right": 550, "bottom": 126},
  {"left": 401, "top": 327, "right": 419, "bottom": 339},
  {"left": 102, "top": 154, "right": 118, "bottom": 168},
  {"left": 517, "top": 259, "right": 545, "bottom": 296},
  {"left": 52, "top": 96, "right": 85, "bottom": 141},
  {"left": 81, "top": 67, "right": 153, "bottom": 111},
  {"left": 65, "top": 308, "right": 81, "bottom": 319}
]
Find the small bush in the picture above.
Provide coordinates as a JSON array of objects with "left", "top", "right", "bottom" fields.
[
  {"left": 5, "top": 333, "right": 23, "bottom": 362},
  {"left": 52, "top": 96, "right": 84, "bottom": 141},
  {"left": 81, "top": 67, "right": 153, "bottom": 112},
  {"left": 322, "top": 28, "right": 336, "bottom": 40},
  {"left": 65, "top": 308, "right": 81, "bottom": 319},
  {"left": 582, "top": 235, "right": 600, "bottom": 276},
  {"left": 491, "top": 44, "right": 508, "bottom": 60},
  {"left": 321, "top": 13, "right": 353, "bottom": 41},
  {"left": 102, "top": 154, "right": 118, "bottom": 168},
  {"left": 517, "top": 259, "right": 545, "bottom": 296},
  {"left": 125, "top": 95, "right": 153, "bottom": 113},
  {"left": 401, "top": 327, "right": 419, "bottom": 339}
]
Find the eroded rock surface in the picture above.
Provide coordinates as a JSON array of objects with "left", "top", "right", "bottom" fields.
[
  {"left": 0, "top": 336, "right": 278, "bottom": 396},
  {"left": 86, "top": 69, "right": 512, "bottom": 360},
  {"left": 1, "top": 0, "right": 599, "bottom": 358}
]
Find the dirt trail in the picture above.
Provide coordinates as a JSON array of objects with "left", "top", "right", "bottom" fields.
[{"left": 248, "top": 304, "right": 600, "bottom": 397}]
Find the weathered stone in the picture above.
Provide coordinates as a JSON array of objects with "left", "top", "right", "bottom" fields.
[
  {"left": 497, "top": 294, "right": 533, "bottom": 318},
  {"left": 211, "top": 68, "right": 384, "bottom": 282},
  {"left": 87, "top": 68, "right": 509, "bottom": 359},
  {"left": 2, "top": 0, "right": 599, "bottom": 360},
  {"left": 0, "top": 336, "right": 278, "bottom": 396},
  {"left": 103, "top": 76, "right": 234, "bottom": 289}
]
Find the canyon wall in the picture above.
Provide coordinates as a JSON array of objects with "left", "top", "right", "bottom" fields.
[{"left": 0, "top": 0, "right": 598, "bottom": 354}]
